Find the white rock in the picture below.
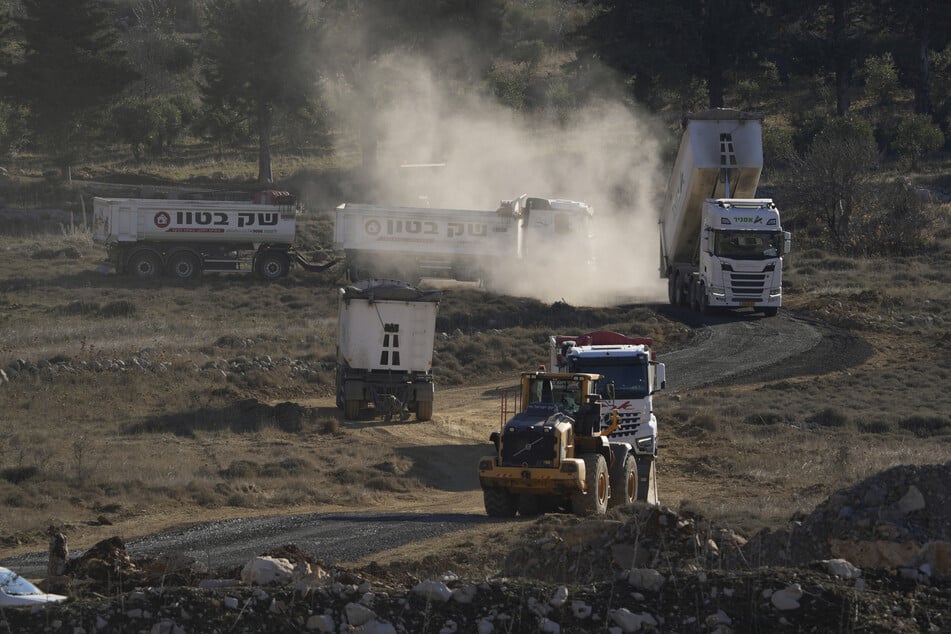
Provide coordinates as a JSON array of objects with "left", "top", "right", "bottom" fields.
[
  {"left": 823, "top": 558, "right": 862, "bottom": 579},
  {"left": 413, "top": 580, "right": 453, "bottom": 602},
  {"left": 439, "top": 619, "right": 459, "bottom": 633},
  {"left": 609, "top": 608, "right": 657, "bottom": 632},
  {"left": 241, "top": 556, "right": 294, "bottom": 585},
  {"left": 345, "top": 601, "right": 377, "bottom": 626},
  {"left": 305, "top": 614, "right": 335, "bottom": 632},
  {"left": 897, "top": 485, "right": 926, "bottom": 513},
  {"left": 550, "top": 585, "right": 569, "bottom": 608},
  {"left": 705, "top": 609, "right": 731, "bottom": 626},
  {"left": 770, "top": 584, "right": 803, "bottom": 610},
  {"left": 452, "top": 584, "right": 478, "bottom": 604},
  {"left": 539, "top": 617, "right": 560, "bottom": 633},
  {"left": 477, "top": 619, "right": 495, "bottom": 634},
  {"left": 223, "top": 597, "right": 240, "bottom": 610},
  {"left": 627, "top": 568, "right": 665, "bottom": 592},
  {"left": 359, "top": 621, "right": 397, "bottom": 634},
  {"left": 571, "top": 600, "right": 593, "bottom": 619}
]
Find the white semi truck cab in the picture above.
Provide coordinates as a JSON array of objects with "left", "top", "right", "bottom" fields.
[
  {"left": 549, "top": 330, "right": 665, "bottom": 503},
  {"left": 660, "top": 109, "right": 791, "bottom": 316}
]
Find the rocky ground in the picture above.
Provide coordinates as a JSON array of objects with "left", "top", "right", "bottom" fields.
[{"left": 4, "top": 463, "right": 948, "bottom": 633}]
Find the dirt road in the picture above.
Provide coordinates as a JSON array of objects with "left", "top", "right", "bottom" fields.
[{"left": 8, "top": 309, "right": 865, "bottom": 577}]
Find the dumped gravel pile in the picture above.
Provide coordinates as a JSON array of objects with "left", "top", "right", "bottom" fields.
[{"left": 4, "top": 464, "right": 948, "bottom": 633}]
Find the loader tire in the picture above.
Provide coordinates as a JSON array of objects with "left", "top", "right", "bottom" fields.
[
  {"left": 636, "top": 456, "right": 658, "bottom": 505},
  {"left": 344, "top": 399, "right": 361, "bottom": 421},
  {"left": 572, "top": 454, "right": 609, "bottom": 517},
  {"left": 483, "top": 488, "right": 518, "bottom": 518},
  {"left": 415, "top": 400, "right": 433, "bottom": 422},
  {"left": 609, "top": 454, "right": 638, "bottom": 508}
]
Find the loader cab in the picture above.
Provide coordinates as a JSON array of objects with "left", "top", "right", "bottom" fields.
[{"left": 520, "top": 372, "right": 600, "bottom": 417}]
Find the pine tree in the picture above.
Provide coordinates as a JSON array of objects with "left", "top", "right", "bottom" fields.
[{"left": 0, "top": 0, "right": 138, "bottom": 181}]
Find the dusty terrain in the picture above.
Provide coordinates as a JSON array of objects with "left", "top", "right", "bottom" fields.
[{"left": 0, "top": 215, "right": 949, "bottom": 631}]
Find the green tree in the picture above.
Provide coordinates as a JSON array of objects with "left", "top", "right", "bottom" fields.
[
  {"left": 200, "top": 0, "right": 319, "bottom": 184},
  {"left": 573, "top": 0, "right": 769, "bottom": 108},
  {"left": 0, "top": 0, "right": 138, "bottom": 181},
  {"left": 869, "top": 0, "right": 951, "bottom": 115},
  {"left": 792, "top": 116, "right": 878, "bottom": 248},
  {"left": 892, "top": 113, "right": 944, "bottom": 170}
]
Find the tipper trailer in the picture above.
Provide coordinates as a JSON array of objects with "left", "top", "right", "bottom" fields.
[
  {"left": 660, "top": 109, "right": 791, "bottom": 316},
  {"left": 92, "top": 192, "right": 335, "bottom": 280},
  {"left": 334, "top": 194, "right": 594, "bottom": 285},
  {"left": 335, "top": 279, "right": 442, "bottom": 422}
]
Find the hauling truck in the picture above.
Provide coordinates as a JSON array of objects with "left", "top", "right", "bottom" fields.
[
  {"left": 550, "top": 330, "right": 665, "bottom": 504},
  {"left": 336, "top": 279, "right": 441, "bottom": 422},
  {"left": 92, "top": 191, "right": 336, "bottom": 281},
  {"left": 660, "top": 109, "right": 791, "bottom": 316},
  {"left": 479, "top": 371, "right": 637, "bottom": 517},
  {"left": 334, "top": 194, "right": 594, "bottom": 285}
]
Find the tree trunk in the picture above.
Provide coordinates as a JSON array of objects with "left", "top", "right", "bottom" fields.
[
  {"left": 914, "top": 38, "right": 931, "bottom": 115},
  {"left": 257, "top": 104, "right": 273, "bottom": 185},
  {"left": 832, "top": 0, "right": 851, "bottom": 115}
]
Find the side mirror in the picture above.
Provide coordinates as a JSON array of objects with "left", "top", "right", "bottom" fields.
[
  {"left": 783, "top": 231, "right": 792, "bottom": 255},
  {"left": 653, "top": 362, "right": 666, "bottom": 392}
]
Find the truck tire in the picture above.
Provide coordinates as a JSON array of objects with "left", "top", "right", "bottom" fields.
[
  {"left": 415, "top": 400, "right": 433, "bottom": 422},
  {"left": 572, "top": 454, "right": 608, "bottom": 516},
  {"left": 128, "top": 250, "right": 162, "bottom": 280},
  {"left": 667, "top": 275, "right": 678, "bottom": 305},
  {"left": 257, "top": 251, "right": 290, "bottom": 280},
  {"left": 763, "top": 306, "right": 778, "bottom": 317},
  {"left": 344, "top": 399, "right": 361, "bottom": 420},
  {"left": 698, "top": 284, "right": 710, "bottom": 315},
  {"left": 483, "top": 488, "right": 518, "bottom": 518},
  {"left": 636, "top": 456, "right": 658, "bottom": 505},
  {"left": 609, "top": 454, "right": 638, "bottom": 508},
  {"left": 168, "top": 251, "right": 201, "bottom": 281}
]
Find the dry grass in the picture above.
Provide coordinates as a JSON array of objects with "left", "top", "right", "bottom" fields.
[{"left": 0, "top": 218, "right": 948, "bottom": 551}]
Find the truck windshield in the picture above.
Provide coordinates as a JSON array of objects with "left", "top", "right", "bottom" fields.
[
  {"left": 714, "top": 230, "right": 783, "bottom": 260},
  {"left": 571, "top": 361, "right": 649, "bottom": 399}
]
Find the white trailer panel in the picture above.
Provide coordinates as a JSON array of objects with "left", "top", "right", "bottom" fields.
[
  {"left": 661, "top": 110, "right": 764, "bottom": 266},
  {"left": 337, "top": 281, "right": 441, "bottom": 373},
  {"left": 93, "top": 197, "right": 297, "bottom": 246}
]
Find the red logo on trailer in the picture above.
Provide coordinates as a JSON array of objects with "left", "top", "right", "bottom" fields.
[{"left": 154, "top": 212, "right": 171, "bottom": 229}]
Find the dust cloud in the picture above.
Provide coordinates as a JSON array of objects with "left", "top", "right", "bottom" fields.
[{"left": 332, "top": 52, "right": 670, "bottom": 307}]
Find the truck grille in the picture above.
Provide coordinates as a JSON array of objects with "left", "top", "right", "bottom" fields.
[
  {"left": 500, "top": 433, "right": 557, "bottom": 468},
  {"left": 604, "top": 412, "right": 641, "bottom": 439},
  {"left": 729, "top": 272, "right": 767, "bottom": 298}
]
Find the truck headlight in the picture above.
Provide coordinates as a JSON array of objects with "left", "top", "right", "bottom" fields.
[
  {"left": 711, "top": 287, "right": 726, "bottom": 298},
  {"left": 635, "top": 437, "right": 655, "bottom": 453},
  {"left": 769, "top": 287, "right": 782, "bottom": 298}
]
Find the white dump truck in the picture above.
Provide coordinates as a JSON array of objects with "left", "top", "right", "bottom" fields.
[
  {"left": 92, "top": 191, "right": 336, "bottom": 280},
  {"left": 336, "top": 279, "right": 442, "bottom": 422},
  {"left": 550, "top": 331, "right": 665, "bottom": 504},
  {"left": 660, "top": 109, "right": 791, "bottom": 316},
  {"left": 334, "top": 194, "right": 594, "bottom": 284}
]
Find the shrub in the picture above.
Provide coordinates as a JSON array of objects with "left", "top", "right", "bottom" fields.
[
  {"left": 807, "top": 407, "right": 849, "bottom": 427},
  {"left": 858, "top": 419, "right": 891, "bottom": 434},
  {"left": 898, "top": 415, "right": 950, "bottom": 437},
  {"left": 892, "top": 114, "right": 945, "bottom": 171},
  {"left": 763, "top": 125, "right": 797, "bottom": 168},
  {"left": 1, "top": 465, "right": 40, "bottom": 484},
  {"left": 742, "top": 412, "right": 783, "bottom": 425},
  {"left": 862, "top": 53, "right": 900, "bottom": 106}
]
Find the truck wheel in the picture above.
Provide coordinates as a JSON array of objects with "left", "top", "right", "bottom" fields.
[
  {"left": 763, "top": 307, "right": 778, "bottom": 317},
  {"left": 415, "top": 400, "right": 433, "bottom": 422},
  {"left": 698, "top": 284, "right": 710, "bottom": 315},
  {"left": 636, "top": 457, "right": 658, "bottom": 505},
  {"left": 667, "top": 275, "right": 678, "bottom": 305},
  {"left": 168, "top": 251, "right": 201, "bottom": 281},
  {"left": 483, "top": 488, "right": 518, "bottom": 518},
  {"left": 344, "top": 399, "right": 361, "bottom": 420},
  {"left": 572, "top": 454, "right": 609, "bottom": 516},
  {"left": 689, "top": 278, "right": 701, "bottom": 311},
  {"left": 257, "top": 251, "right": 289, "bottom": 280},
  {"left": 128, "top": 251, "right": 162, "bottom": 280},
  {"left": 609, "top": 454, "right": 638, "bottom": 508}
]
